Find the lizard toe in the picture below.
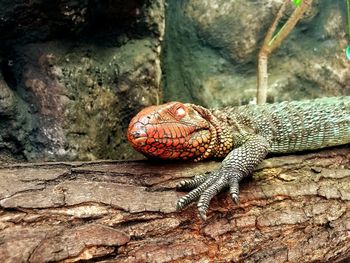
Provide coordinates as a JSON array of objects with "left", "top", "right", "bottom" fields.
[
  {"left": 229, "top": 175, "right": 240, "bottom": 204},
  {"left": 176, "top": 196, "right": 190, "bottom": 210},
  {"left": 230, "top": 193, "right": 240, "bottom": 205},
  {"left": 197, "top": 174, "right": 229, "bottom": 220},
  {"left": 176, "top": 173, "right": 218, "bottom": 210},
  {"left": 176, "top": 173, "right": 209, "bottom": 190},
  {"left": 198, "top": 207, "right": 207, "bottom": 221}
]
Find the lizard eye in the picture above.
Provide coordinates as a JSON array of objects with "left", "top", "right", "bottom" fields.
[{"left": 176, "top": 107, "right": 186, "bottom": 119}]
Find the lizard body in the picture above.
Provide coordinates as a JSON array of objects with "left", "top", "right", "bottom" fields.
[{"left": 127, "top": 97, "right": 350, "bottom": 219}]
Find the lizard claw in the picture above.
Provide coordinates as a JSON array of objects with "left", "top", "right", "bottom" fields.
[
  {"left": 198, "top": 207, "right": 207, "bottom": 221},
  {"left": 176, "top": 197, "right": 187, "bottom": 210},
  {"left": 231, "top": 194, "right": 240, "bottom": 205},
  {"left": 229, "top": 178, "right": 240, "bottom": 204}
]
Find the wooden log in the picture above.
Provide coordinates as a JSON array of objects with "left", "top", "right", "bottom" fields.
[{"left": 0, "top": 147, "right": 350, "bottom": 262}]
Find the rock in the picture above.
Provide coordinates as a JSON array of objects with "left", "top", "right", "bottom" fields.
[
  {"left": 0, "top": 0, "right": 164, "bottom": 162},
  {"left": 9, "top": 38, "right": 162, "bottom": 161},
  {"left": 0, "top": 74, "right": 15, "bottom": 115},
  {"left": 163, "top": 0, "right": 350, "bottom": 106}
]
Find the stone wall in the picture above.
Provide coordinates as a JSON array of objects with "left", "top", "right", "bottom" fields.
[
  {"left": 163, "top": 0, "right": 350, "bottom": 107},
  {"left": 0, "top": 0, "right": 164, "bottom": 162},
  {"left": 0, "top": 0, "right": 349, "bottom": 162}
]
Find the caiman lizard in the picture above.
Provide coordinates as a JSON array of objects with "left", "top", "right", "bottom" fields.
[{"left": 127, "top": 97, "right": 350, "bottom": 220}]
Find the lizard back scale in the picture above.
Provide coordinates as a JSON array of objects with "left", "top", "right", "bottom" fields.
[{"left": 127, "top": 96, "right": 350, "bottom": 220}]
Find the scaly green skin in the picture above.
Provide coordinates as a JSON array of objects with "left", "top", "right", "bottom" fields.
[{"left": 128, "top": 97, "right": 350, "bottom": 220}]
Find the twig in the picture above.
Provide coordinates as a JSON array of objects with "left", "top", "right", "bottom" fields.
[{"left": 256, "top": 0, "right": 313, "bottom": 105}]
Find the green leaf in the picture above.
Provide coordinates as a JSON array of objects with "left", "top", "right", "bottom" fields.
[
  {"left": 292, "top": 0, "right": 302, "bottom": 6},
  {"left": 346, "top": 45, "right": 350, "bottom": 60}
]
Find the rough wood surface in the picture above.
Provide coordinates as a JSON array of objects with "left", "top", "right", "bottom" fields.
[{"left": 1, "top": 147, "right": 350, "bottom": 262}]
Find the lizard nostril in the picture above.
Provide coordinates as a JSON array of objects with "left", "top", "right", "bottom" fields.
[{"left": 127, "top": 121, "right": 147, "bottom": 143}]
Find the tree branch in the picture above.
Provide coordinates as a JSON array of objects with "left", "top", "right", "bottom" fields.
[
  {"left": 256, "top": 0, "right": 313, "bottom": 105},
  {"left": 1, "top": 146, "right": 350, "bottom": 262}
]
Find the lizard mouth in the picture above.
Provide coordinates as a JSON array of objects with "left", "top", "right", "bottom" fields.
[
  {"left": 128, "top": 120, "right": 212, "bottom": 160},
  {"left": 130, "top": 136, "right": 147, "bottom": 146}
]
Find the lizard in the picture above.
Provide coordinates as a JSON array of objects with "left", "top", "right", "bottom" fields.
[{"left": 127, "top": 96, "right": 350, "bottom": 220}]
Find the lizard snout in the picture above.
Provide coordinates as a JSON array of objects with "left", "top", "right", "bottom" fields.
[{"left": 127, "top": 121, "right": 147, "bottom": 147}]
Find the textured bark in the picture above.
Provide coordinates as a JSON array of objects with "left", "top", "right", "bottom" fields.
[{"left": 0, "top": 147, "right": 350, "bottom": 262}]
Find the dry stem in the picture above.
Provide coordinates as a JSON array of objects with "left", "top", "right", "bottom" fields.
[{"left": 256, "top": 0, "right": 313, "bottom": 105}]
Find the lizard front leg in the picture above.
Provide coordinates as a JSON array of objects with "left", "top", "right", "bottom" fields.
[{"left": 176, "top": 135, "right": 270, "bottom": 220}]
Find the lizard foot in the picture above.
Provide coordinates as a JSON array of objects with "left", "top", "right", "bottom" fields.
[{"left": 176, "top": 170, "right": 241, "bottom": 220}]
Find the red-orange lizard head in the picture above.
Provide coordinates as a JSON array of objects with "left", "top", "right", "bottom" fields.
[{"left": 127, "top": 102, "right": 218, "bottom": 161}]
